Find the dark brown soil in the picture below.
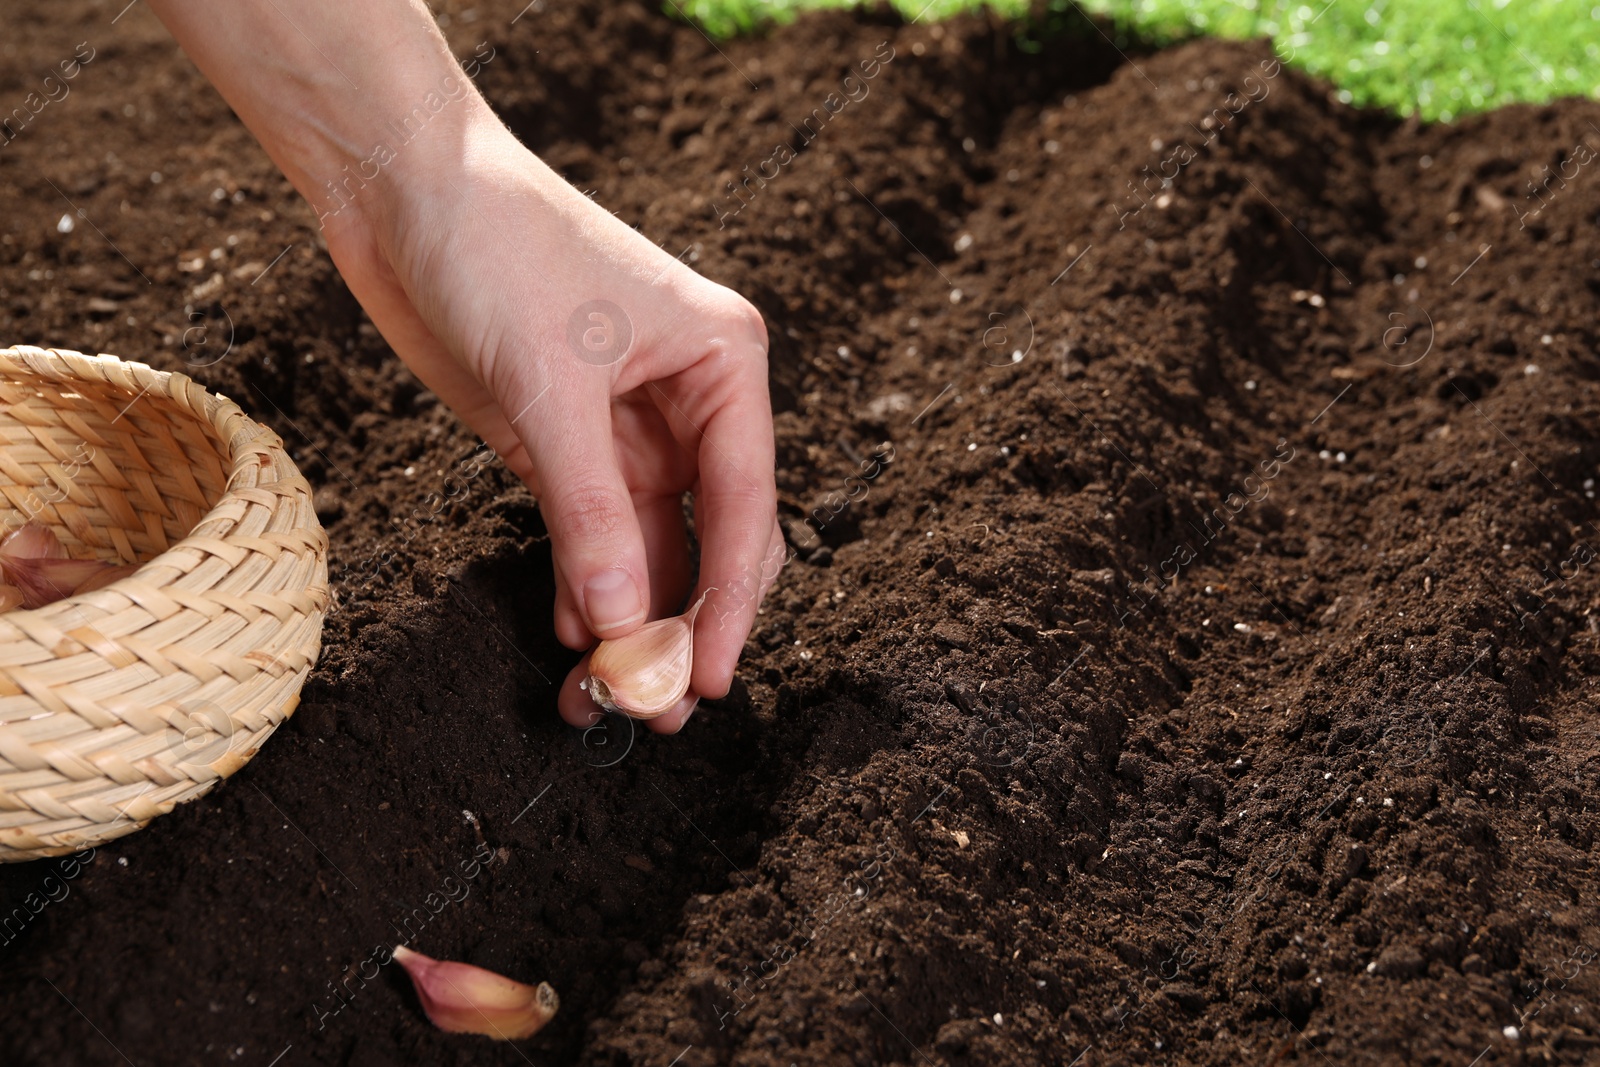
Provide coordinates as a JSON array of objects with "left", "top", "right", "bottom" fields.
[{"left": 3, "top": 1, "right": 1600, "bottom": 1064}]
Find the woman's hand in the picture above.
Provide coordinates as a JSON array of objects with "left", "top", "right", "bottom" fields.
[
  {"left": 326, "top": 120, "right": 782, "bottom": 733},
  {"left": 146, "top": 0, "right": 783, "bottom": 734}
]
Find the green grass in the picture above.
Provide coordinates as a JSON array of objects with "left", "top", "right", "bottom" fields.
[{"left": 675, "top": 0, "right": 1600, "bottom": 121}]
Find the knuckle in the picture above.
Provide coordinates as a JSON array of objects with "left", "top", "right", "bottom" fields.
[
  {"left": 548, "top": 482, "right": 629, "bottom": 544},
  {"left": 706, "top": 289, "right": 768, "bottom": 356},
  {"left": 725, "top": 299, "right": 768, "bottom": 350}
]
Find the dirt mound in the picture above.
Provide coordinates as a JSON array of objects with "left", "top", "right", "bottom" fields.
[{"left": 2, "top": 1, "right": 1598, "bottom": 1064}]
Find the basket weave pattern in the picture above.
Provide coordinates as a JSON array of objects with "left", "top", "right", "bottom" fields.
[{"left": 0, "top": 346, "right": 328, "bottom": 861}]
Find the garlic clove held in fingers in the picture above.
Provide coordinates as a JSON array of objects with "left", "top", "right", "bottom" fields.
[
  {"left": 582, "top": 590, "right": 711, "bottom": 719},
  {"left": 392, "top": 945, "right": 559, "bottom": 1039}
]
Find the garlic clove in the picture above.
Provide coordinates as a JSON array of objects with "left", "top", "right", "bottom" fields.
[
  {"left": 392, "top": 945, "right": 559, "bottom": 1040},
  {"left": 72, "top": 563, "right": 138, "bottom": 595},
  {"left": 0, "top": 585, "right": 23, "bottom": 612},
  {"left": 0, "top": 522, "right": 136, "bottom": 609},
  {"left": 0, "top": 522, "right": 67, "bottom": 561},
  {"left": 4, "top": 557, "right": 128, "bottom": 609},
  {"left": 583, "top": 590, "right": 710, "bottom": 719}
]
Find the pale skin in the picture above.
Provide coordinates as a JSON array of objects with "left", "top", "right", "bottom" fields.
[{"left": 148, "top": 0, "right": 784, "bottom": 733}]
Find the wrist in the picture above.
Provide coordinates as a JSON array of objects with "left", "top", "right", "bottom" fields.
[{"left": 300, "top": 56, "right": 505, "bottom": 236}]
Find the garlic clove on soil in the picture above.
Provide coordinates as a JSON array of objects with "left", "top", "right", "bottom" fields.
[
  {"left": 392, "top": 945, "right": 559, "bottom": 1040},
  {"left": 582, "top": 589, "right": 711, "bottom": 720}
]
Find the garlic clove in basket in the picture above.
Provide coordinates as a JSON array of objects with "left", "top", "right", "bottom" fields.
[
  {"left": 5, "top": 557, "right": 118, "bottom": 609},
  {"left": 4, "top": 557, "right": 137, "bottom": 609},
  {"left": 0, "top": 522, "right": 67, "bottom": 560},
  {"left": 71, "top": 563, "right": 138, "bottom": 596},
  {"left": 392, "top": 945, "right": 559, "bottom": 1039},
  {"left": 582, "top": 590, "right": 710, "bottom": 720},
  {"left": 0, "top": 521, "right": 136, "bottom": 609},
  {"left": 0, "top": 585, "right": 23, "bottom": 612}
]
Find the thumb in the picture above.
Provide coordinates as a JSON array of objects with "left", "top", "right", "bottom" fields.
[{"left": 520, "top": 382, "right": 650, "bottom": 640}]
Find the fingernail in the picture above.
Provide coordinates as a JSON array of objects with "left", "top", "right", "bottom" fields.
[
  {"left": 582, "top": 568, "right": 645, "bottom": 633},
  {"left": 655, "top": 697, "right": 698, "bottom": 735}
]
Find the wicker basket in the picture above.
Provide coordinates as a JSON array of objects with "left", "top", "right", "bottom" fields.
[{"left": 0, "top": 346, "right": 329, "bottom": 862}]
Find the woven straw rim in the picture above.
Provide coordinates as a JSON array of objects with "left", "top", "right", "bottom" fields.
[{"left": 0, "top": 346, "right": 329, "bottom": 861}]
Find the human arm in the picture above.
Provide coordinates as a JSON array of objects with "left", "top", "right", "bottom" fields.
[{"left": 145, "top": 0, "right": 783, "bottom": 732}]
